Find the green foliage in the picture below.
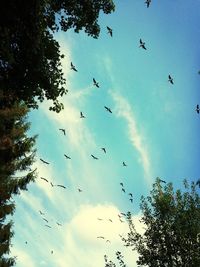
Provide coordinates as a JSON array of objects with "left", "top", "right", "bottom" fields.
[
  {"left": 0, "top": 0, "right": 115, "bottom": 112},
  {"left": 124, "top": 178, "right": 200, "bottom": 267},
  {"left": 0, "top": 97, "right": 37, "bottom": 265}
]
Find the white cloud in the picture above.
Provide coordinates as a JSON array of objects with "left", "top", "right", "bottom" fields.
[{"left": 111, "top": 91, "right": 152, "bottom": 184}]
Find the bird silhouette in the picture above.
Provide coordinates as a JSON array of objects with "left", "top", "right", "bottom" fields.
[
  {"left": 78, "top": 188, "right": 82, "bottom": 192},
  {"left": 70, "top": 62, "right": 77, "bottom": 72},
  {"left": 40, "top": 158, "right": 50, "bottom": 165},
  {"left": 40, "top": 177, "right": 48, "bottom": 183},
  {"left": 139, "top": 39, "right": 147, "bottom": 50},
  {"left": 168, "top": 75, "right": 174, "bottom": 84},
  {"left": 129, "top": 198, "right": 133, "bottom": 203},
  {"left": 59, "top": 128, "right": 66, "bottom": 135},
  {"left": 51, "top": 250, "right": 53, "bottom": 254},
  {"left": 56, "top": 222, "right": 62, "bottom": 226},
  {"left": 80, "top": 111, "right": 85, "bottom": 118},
  {"left": 55, "top": 184, "right": 66, "bottom": 189},
  {"left": 106, "top": 239, "right": 111, "bottom": 243},
  {"left": 43, "top": 218, "right": 48, "bottom": 223},
  {"left": 104, "top": 106, "right": 112, "bottom": 113},
  {"left": 196, "top": 104, "right": 200, "bottom": 114},
  {"left": 50, "top": 182, "right": 54, "bottom": 187},
  {"left": 45, "top": 225, "right": 51, "bottom": 228},
  {"left": 120, "top": 182, "right": 124, "bottom": 187},
  {"left": 39, "top": 210, "right": 44, "bottom": 215},
  {"left": 101, "top": 147, "right": 106, "bottom": 153},
  {"left": 107, "top": 26, "right": 113, "bottom": 37},
  {"left": 108, "top": 219, "right": 113, "bottom": 222},
  {"left": 97, "top": 218, "right": 103, "bottom": 221},
  {"left": 91, "top": 154, "right": 98, "bottom": 160},
  {"left": 64, "top": 154, "right": 71, "bottom": 159},
  {"left": 145, "top": 0, "right": 151, "bottom": 8},
  {"left": 122, "top": 188, "right": 126, "bottom": 193},
  {"left": 97, "top": 236, "right": 105, "bottom": 239},
  {"left": 129, "top": 193, "right": 133, "bottom": 197},
  {"left": 123, "top": 162, "right": 127, "bottom": 166},
  {"left": 93, "top": 78, "right": 99, "bottom": 88}
]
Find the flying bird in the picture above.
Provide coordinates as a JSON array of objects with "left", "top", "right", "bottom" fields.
[
  {"left": 139, "top": 39, "right": 147, "bottom": 50},
  {"left": 129, "top": 193, "right": 133, "bottom": 197},
  {"left": 45, "top": 225, "right": 51, "bottom": 228},
  {"left": 56, "top": 222, "right": 62, "bottom": 226},
  {"left": 64, "top": 154, "right": 71, "bottom": 159},
  {"left": 39, "top": 210, "right": 44, "bottom": 215},
  {"left": 50, "top": 182, "right": 54, "bottom": 187},
  {"left": 120, "top": 182, "right": 124, "bottom": 187},
  {"left": 40, "top": 158, "right": 50, "bottom": 165},
  {"left": 93, "top": 78, "right": 99, "bottom": 88},
  {"left": 145, "top": 0, "right": 151, "bottom": 8},
  {"left": 168, "top": 75, "right": 174, "bottom": 84},
  {"left": 123, "top": 162, "right": 127, "bottom": 167},
  {"left": 42, "top": 218, "right": 48, "bottom": 223},
  {"left": 107, "top": 26, "right": 113, "bottom": 37},
  {"left": 108, "top": 219, "right": 113, "bottom": 222},
  {"left": 91, "top": 154, "right": 98, "bottom": 160},
  {"left": 55, "top": 184, "right": 66, "bottom": 189},
  {"left": 40, "top": 177, "right": 48, "bottom": 183},
  {"left": 97, "top": 236, "right": 105, "bottom": 239},
  {"left": 106, "top": 239, "right": 111, "bottom": 243},
  {"left": 51, "top": 250, "right": 53, "bottom": 254},
  {"left": 104, "top": 106, "right": 112, "bottom": 113},
  {"left": 59, "top": 128, "right": 66, "bottom": 135},
  {"left": 70, "top": 62, "right": 77, "bottom": 72},
  {"left": 196, "top": 104, "right": 200, "bottom": 114},
  {"left": 97, "top": 218, "right": 103, "bottom": 221},
  {"left": 80, "top": 111, "right": 85, "bottom": 118},
  {"left": 78, "top": 188, "right": 82, "bottom": 192},
  {"left": 122, "top": 188, "right": 126, "bottom": 193},
  {"left": 101, "top": 147, "right": 106, "bottom": 153},
  {"left": 129, "top": 198, "right": 133, "bottom": 203}
]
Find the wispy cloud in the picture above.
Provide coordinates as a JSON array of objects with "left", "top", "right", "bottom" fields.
[{"left": 111, "top": 91, "right": 152, "bottom": 184}]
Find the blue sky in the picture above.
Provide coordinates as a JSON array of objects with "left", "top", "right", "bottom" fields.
[{"left": 11, "top": 1, "right": 200, "bottom": 266}]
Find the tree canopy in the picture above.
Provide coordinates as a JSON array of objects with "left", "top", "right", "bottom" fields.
[
  {"left": 122, "top": 178, "right": 200, "bottom": 267},
  {"left": 0, "top": 0, "right": 115, "bottom": 112}
]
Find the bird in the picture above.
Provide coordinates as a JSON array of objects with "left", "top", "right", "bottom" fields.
[
  {"left": 80, "top": 111, "right": 85, "bottom": 118},
  {"left": 42, "top": 218, "right": 48, "bottom": 223},
  {"left": 39, "top": 210, "right": 44, "bottom": 215},
  {"left": 107, "top": 26, "right": 113, "bottom": 37},
  {"left": 40, "top": 158, "right": 50, "bottom": 165},
  {"left": 97, "top": 236, "right": 105, "bottom": 239},
  {"left": 145, "top": 0, "right": 151, "bottom": 8},
  {"left": 196, "top": 179, "right": 200, "bottom": 187},
  {"left": 104, "top": 106, "right": 112, "bottom": 113},
  {"left": 106, "top": 239, "right": 111, "bottom": 243},
  {"left": 51, "top": 250, "right": 53, "bottom": 254},
  {"left": 120, "top": 212, "right": 126, "bottom": 216},
  {"left": 97, "top": 218, "right": 103, "bottom": 221},
  {"left": 101, "top": 147, "right": 106, "bottom": 153},
  {"left": 25, "top": 241, "right": 28, "bottom": 244},
  {"left": 120, "top": 182, "right": 124, "bottom": 187},
  {"left": 78, "top": 188, "right": 82, "bottom": 192},
  {"left": 56, "top": 222, "right": 62, "bottom": 226},
  {"left": 59, "top": 128, "right": 66, "bottom": 135},
  {"left": 50, "top": 182, "right": 54, "bottom": 187},
  {"left": 139, "top": 39, "right": 147, "bottom": 50},
  {"left": 55, "top": 184, "right": 66, "bottom": 189},
  {"left": 129, "top": 193, "right": 133, "bottom": 197},
  {"left": 91, "top": 154, "right": 98, "bottom": 160},
  {"left": 122, "top": 188, "right": 126, "bottom": 193},
  {"left": 40, "top": 177, "right": 48, "bottom": 183},
  {"left": 70, "top": 62, "right": 77, "bottom": 72},
  {"left": 129, "top": 198, "right": 133, "bottom": 203},
  {"left": 93, "top": 78, "right": 99, "bottom": 88},
  {"left": 108, "top": 219, "right": 113, "bottom": 222},
  {"left": 123, "top": 162, "right": 127, "bottom": 167},
  {"left": 168, "top": 75, "right": 174, "bottom": 84},
  {"left": 64, "top": 154, "right": 71, "bottom": 159},
  {"left": 45, "top": 225, "right": 51, "bottom": 228},
  {"left": 196, "top": 104, "right": 200, "bottom": 114}
]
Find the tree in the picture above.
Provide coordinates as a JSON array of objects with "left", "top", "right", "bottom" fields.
[
  {"left": 0, "top": 94, "right": 37, "bottom": 266},
  {"left": 123, "top": 178, "right": 200, "bottom": 267},
  {"left": 0, "top": 0, "right": 115, "bottom": 112}
]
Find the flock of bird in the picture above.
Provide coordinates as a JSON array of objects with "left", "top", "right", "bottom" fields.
[{"left": 23, "top": 0, "right": 200, "bottom": 262}]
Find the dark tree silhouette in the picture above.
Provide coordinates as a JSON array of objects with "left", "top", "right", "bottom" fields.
[
  {"left": 0, "top": 0, "right": 115, "bottom": 112},
  {"left": 0, "top": 96, "right": 37, "bottom": 266},
  {"left": 123, "top": 178, "right": 200, "bottom": 267}
]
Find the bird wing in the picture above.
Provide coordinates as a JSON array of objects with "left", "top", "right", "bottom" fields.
[{"left": 40, "top": 177, "right": 48, "bottom": 182}]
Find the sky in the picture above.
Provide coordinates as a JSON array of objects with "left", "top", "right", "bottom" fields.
[{"left": 10, "top": 1, "right": 200, "bottom": 266}]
